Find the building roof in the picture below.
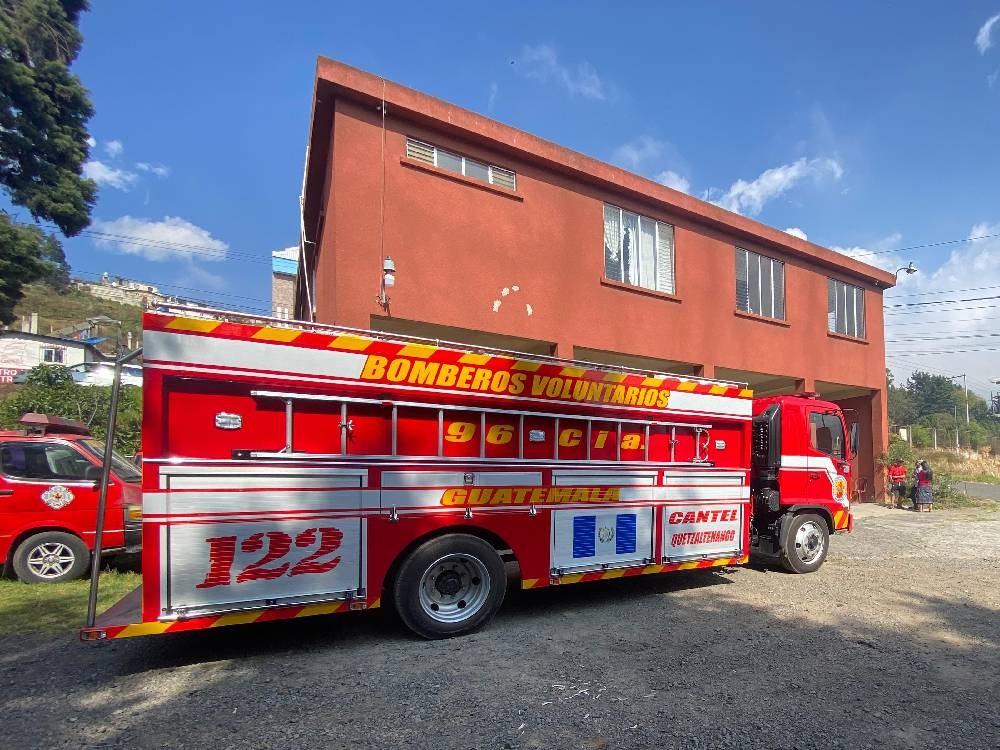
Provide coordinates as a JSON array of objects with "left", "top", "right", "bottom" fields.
[
  {"left": 272, "top": 247, "right": 299, "bottom": 276},
  {"left": 0, "top": 330, "right": 101, "bottom": 349},
  {"left": 305, "top": 56, "right": 897, "bottom": 289}
]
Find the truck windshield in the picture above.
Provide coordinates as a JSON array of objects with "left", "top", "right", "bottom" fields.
[
  {"left": 81, "top": 441, "right": 142, "bottom": 482},
  {"left": 809, "top": 412, "right": 845, "bottom": 460}
]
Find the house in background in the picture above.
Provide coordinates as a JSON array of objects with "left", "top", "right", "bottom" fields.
[
  {"left": 294, "top": 57, "right": 896, "bottom": 499},
  {"left": 0, "top": 330, "right": 106, "bottom": 384}
]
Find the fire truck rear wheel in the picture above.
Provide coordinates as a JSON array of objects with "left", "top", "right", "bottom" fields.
[
  {"left": 780, "top": 514, "right": 829, "bottom": 574},
  {"left": 393, "top": 534, "right": 507, "bottom": 639},
  {"left": 12, "top": 532, "right": 90, "bottom": 584}
]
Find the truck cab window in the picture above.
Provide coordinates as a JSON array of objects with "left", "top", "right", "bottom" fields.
[{"left": 808, "top": 413, "right": 845, "bottom": 460}]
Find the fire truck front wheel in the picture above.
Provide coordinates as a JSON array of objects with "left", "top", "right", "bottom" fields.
[
  {"left": 780, "top": 514, "right": 829, "bottom": 574},
  {"left": 12, "top": 531, "right": 90, "bottom": 584},
  {"left": 393, "top": 534, "right": 507, "bottom": 639}
]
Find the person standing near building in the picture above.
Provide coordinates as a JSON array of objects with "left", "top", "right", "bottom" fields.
[
  {"left": 887, "top": 459, "right": 908, "bottom": 508},
  {"left": 914, "top": 460, "right": 933, "bottom": 512}
]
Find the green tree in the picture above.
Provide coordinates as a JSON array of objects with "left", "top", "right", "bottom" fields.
[
  {"left": 0, "top": 0, "right": 95, "bottom": 323},
  {"left": 906, "top": 372, "right": 959, "bottom": 418},
  {"left": 887, "top": 368, "right": 918, "bottom": 425}
]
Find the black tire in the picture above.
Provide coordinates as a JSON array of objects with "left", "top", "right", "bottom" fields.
[
  {"left": 12, "top": 531, "right": 90, "bottom": 584},
  {"left": 780, "top": 514, "right": 829, "bottom": 574},
  {"left": 393, "top": 534, "right": 506, "bottom": 639}
]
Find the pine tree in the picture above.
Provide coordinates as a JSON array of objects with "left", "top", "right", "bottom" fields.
[{"left": 0, "top": 0, "right": 95, "bottom": 323}]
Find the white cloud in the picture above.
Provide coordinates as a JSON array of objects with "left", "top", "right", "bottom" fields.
[
  {"left": 136, "top": 162, "right": 171, "bottom": 178},
  {"left": 83, "top": 160, "right": 138, "bottom": 191},
  {"left": 104, "top": 139, "right": 124, "bottom": 158},
  {"left": 517, "top": 45, "right": 605, "bottom": 100},
  {"left": 613, "top": 136, "right": 667, "bottom": 171},
  {"left": 705, "top": 157, "right": 843, "bottom": 216},
  {"left": 91, "top": 216, "right": 229, "bottom": 262},
  {"left": 656, "top": 170, "right": 691, "bottom": 194},
  {"left": 784, "top": 227, "right": 808, "bottom": 241},
  {"left": 975, "top": 13, "right": 1000, "bottom": 54},
  {"left": 86, "top": 135, "right": 96, "bottom": 148},
  {"left": 989, "top": 68, "right": 1000, "bottom": 88},
  {"left": 487, "top": 81, "right": 498, "bottom": 112}
]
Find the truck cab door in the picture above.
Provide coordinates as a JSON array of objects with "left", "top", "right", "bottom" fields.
[{"left": 805, "top": 411, "right": 850, "bottom": 510}]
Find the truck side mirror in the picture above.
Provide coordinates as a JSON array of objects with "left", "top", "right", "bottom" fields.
[{"left": 849, "top": 422, "right": 859, "bottom": 460}]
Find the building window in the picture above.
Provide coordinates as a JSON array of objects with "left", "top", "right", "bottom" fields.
[
  {"left": 405, "top": 138, "right": 516, "bottom": 190},
  {"left": 735, "top": 248, "right": 785, "bottom": 319},
  {"left": 827, "top": 279, "right": 865, "bottom": 338},
  {"left": 42, "top": 348, "right": 64, "bottom": 364},
  {"left": 603, "top": 204, "right": 675, "bottom": 295}
]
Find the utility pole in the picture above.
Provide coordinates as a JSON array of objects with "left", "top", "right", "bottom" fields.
[{"left": 947, "top": 374, "right": 969, "bottom": 424}]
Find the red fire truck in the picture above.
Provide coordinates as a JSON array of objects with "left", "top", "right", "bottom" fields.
[{"left": 82, "top": 307, "right": 855, "bottom": 640}]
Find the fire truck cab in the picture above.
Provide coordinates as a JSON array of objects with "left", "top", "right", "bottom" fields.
[
  {"left": 750, "top": 395, "right": 857, "bottom": 573},
  {"left": 0, "top": 413, "right": 142, "bottom": 583}
]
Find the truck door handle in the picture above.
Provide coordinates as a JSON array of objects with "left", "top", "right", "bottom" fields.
[
  {"left": 808, "top": 472, "right": 820, "bottom": 480},
  {"left": 0, "top": 489, "right": 12, "bottom": 496}
]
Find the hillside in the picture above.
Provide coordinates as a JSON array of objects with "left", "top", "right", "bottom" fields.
[{"left": 11, "top": 282, "right": 144, "bottom": 350}]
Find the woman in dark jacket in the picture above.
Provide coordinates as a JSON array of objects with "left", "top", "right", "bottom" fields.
[{"left": 914, "top": 460, "right": 933, "bottom": 512}]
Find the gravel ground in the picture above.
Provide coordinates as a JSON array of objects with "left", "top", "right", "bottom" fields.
[{"left": 2, "top": 504, "right": 998, "bottom": 750}]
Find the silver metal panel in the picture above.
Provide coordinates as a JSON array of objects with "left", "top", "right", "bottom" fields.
[
  {"left": 157, "top": 487, "right": 362, "bottom": 515},
  {"left": 662, "top": 503, "right": 743, "bottom": 560},
  {"left": 381, "top": 471, "right": 465, "bottom": 488},
  {"left": 159, "top": 465, "right": 367, "bottom": 489},
  {"left": 551, "top": 507, "right": 654, "bottom": 571},
  {"left": 662, "top": 471, "right": 744, "bottom": 486},
  {"left": 168, "top": 517, "right": 362, "bottom": 612},
  {"left": 552, "top": 470, "right": 657, "bottom": 486},
  {"left": 475, "top": 472, "right": 542, "bottom": 486}
]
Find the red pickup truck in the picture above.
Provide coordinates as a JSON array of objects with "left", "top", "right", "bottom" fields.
[{"left": 0, "top": 413, "right": 142, "bottom": 583}]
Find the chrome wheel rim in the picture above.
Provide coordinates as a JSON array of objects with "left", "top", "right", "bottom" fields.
[
  {"left": 418, "top": 553, "right": 490, "bottom": 624},
  {"left": 794, "top": 521, "right": 825, "bottom": 564},
  {"left": 27, "top": 542, "right": 76, "bottom": 579}
]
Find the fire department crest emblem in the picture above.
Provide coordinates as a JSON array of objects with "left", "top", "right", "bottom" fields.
[
  {"left": 597, "top": 525, "right": 615, "bottom": 544},
  {"left": 832, "top": 476, "right": 848, "bottom": 503},
  {"left": 41, "top": 485, "right": 74, "bottom": 510}
]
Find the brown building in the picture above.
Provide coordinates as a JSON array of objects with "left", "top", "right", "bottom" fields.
[{"left": 295, "top": 57, "right": 897, "bottom": 498}]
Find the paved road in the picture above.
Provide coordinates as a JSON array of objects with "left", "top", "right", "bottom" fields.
[
  {"left": 955, "top": 481, "right": 1000, "bottom": 501},
  {"left": 2, "top": 504, "right": 998, "bottom": 749}
]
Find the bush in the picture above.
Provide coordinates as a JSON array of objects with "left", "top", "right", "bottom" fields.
[{"left": 0, "top": 364, "right": 141, "bottom": 455}]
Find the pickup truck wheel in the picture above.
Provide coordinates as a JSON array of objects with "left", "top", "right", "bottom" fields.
[
  {"left": 12, "top": 532, "right": 89, "bottom": 583},
  {"left": 781, "top": 514, "right": 829, "bottom": 574},
  {"left": 394, "top": 534, "right": 506, "bottom": 639}
]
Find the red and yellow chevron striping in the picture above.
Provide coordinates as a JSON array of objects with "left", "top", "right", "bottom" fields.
[
  {"left": 81, "top": 598, "right": 381, "bottom": 641},
  {"left": 521, "top": 555, "right": 749, "bottom": 589},
  {"left": 147, "top": 314, "right": 754, "bottom": 400}
]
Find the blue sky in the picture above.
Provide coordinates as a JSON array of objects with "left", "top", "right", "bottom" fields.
[{"left": 17, "top": 2, "right": 1000, "bottom": 395}]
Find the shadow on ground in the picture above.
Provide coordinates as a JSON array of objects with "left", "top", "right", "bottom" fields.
[{"left": 2, "top": 561, "right": 997, "bottom": 749}]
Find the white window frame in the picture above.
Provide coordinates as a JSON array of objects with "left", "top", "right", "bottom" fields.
[
  {"left": 827, "top": 278, "right": 865, "bottom": 338},
  {"left": 42, "top": 347, "right": 65, "bottom": 364},
  {"left": 736, "top": 247, "right": 785, "bottom": 320},
  {"left": 406, "top": 138, "right": 516, "bottom": 190},
  {"left": 603, "top": 203, "right": 675, "bottom": 295}
]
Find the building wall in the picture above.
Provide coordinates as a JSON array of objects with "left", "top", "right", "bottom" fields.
[
  {"left": 306, "top": 86, "right": 890, "bottom": 497},
  {"left": 0, "top": 335, "right": 90, "bottom": 383},
  {"left": 272, "top": 273, "right": 295, "bottom": 319}
]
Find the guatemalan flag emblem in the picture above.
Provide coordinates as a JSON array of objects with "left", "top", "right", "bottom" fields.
[{"left": 572, "top": 513, "right": 637, "bottom": 559}]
